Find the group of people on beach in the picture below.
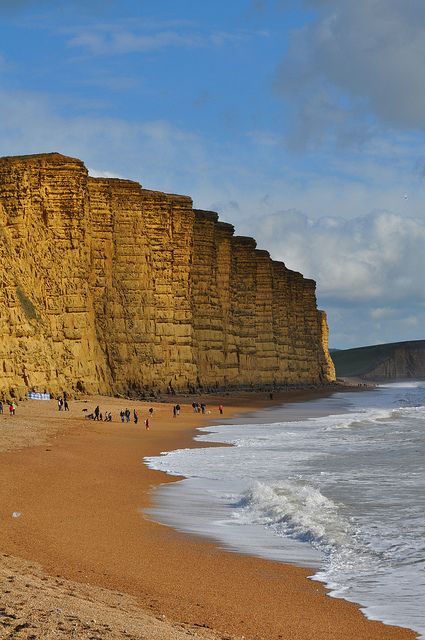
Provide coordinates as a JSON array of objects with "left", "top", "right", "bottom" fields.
[
  {"left": 82, "top": 400, "right": 225, "bottom": 431},
  {"left": 57, "top": 396, "right": 69, "bottom": 411},
  {"left": 0, "top": 400, "right": 17, "bottom": 415},
  {"left": 175, "top": 402, "right": 225, "bottom": 416},
  {"left": 191, "top": 401, "right": 207, "bottom": 414},
  {"left": 84, "top": 405, "right": 111, "bottom": 421},
  {"left": 85, "top": 406, "right": 154, "bottom": 429},
  {"left": 119, "top": 408, "right": 132, "bottom": 423},
  {"left": 118, "top": 407, "right": 154, "bottom": 427}
]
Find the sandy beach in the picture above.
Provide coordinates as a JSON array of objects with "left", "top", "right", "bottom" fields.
[{"left": 0, "top": 391, "right": 417, "bottom": 640}]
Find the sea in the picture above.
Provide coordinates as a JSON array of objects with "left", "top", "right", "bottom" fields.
[{"left": 145, "top": 382, "right": 425, "bottom": 638}]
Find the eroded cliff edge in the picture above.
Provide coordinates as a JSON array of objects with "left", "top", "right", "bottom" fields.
[{"left": 0, "top": 153, "right": 335, "bottom": 397}]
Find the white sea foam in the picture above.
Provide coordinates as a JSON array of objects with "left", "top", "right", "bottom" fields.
[
  {"left": 233, "top": 481, "right": 355, "bottom": 548},
  {"left": 145, "top": 384, "right": 425, "bottom": 638}
]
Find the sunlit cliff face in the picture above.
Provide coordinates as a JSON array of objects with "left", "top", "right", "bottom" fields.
[{"left": 0, "top": 153, "right": 334, "bottom": 398}]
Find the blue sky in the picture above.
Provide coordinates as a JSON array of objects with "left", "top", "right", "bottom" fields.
[{"left": 1, "top": 0, "right": 424, "bottom": 348}]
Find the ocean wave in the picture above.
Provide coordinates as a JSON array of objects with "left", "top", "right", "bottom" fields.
[
  {"left": 380, "top": 381, "right": 425, "bottom": 389},
  {"left": 232, "top": 480, "right": 390, "bottom": 587},
  {"left": 322, "top": 409, "right": 394, "bottom": 431},
  {"left": 323, "top": 404, "right": 425, "bottom": 432},
  {"left": 392, "top": 405, "right": 425, "bottom": 418},
  {"left": 233, "top": 480, "right": 356, "bottom": 550}
]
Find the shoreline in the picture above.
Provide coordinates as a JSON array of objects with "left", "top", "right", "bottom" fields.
[{"left": 0, "top": 389, "right": 418, "bottom": 640}]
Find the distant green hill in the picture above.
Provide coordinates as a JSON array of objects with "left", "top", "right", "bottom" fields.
[{"left": 331, "top": 340, "right": 425, "bottom": 380}]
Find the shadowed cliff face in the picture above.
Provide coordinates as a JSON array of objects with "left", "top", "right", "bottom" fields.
[
  {"left": 331, "top": 341, "right": 425, "bottom": 380},
  {"left": 364, "top": 347, "right": 425, "bottom": 380},
  {"left": 0, "top": 153, "right": 335, "bottom": 398}
]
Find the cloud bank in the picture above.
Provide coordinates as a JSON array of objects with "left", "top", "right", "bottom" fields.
[
  {"left": 276, "top": 0, "right": 425, "bottom": 145},
  {"left": 250, "top": 209, "right": 425, "bottom": 346},
  {"left": 254, "top": 209, "right": 425, "bottom": 303}
]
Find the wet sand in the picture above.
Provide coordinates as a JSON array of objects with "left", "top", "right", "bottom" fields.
[{"left": 0, "top": 391, "right": 417, "bottom": 639}]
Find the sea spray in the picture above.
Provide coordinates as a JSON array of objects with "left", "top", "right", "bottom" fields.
[{"left": 233, "top": 481, "right": 354, "bottom": 548}]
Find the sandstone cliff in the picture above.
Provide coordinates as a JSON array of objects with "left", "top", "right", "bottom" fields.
[{"left": 0, "top": 153, "right": 335, "bottom": 398}]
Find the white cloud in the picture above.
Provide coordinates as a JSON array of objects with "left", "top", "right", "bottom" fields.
[
  {"left": 68, "top": 29, "right": 202, "bottom": 55},
  {"left": 370, "top": 308, "right": 396, "bottom": 320},
  {"left": 275, "top": 0, "right": 425, "bottom": 146},
  {"left": 66, "top": 24, "right": 259, "bottom": 56},
  {"left": 252, "top": 209, "right": 425, "bottom": 304},
  {"left": 87, "top": 167, "right": 126, "bottom": 179}
]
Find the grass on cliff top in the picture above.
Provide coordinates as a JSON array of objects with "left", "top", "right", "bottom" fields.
[{"left": 331, "top": 339, "right": 425, "bottom": 377}]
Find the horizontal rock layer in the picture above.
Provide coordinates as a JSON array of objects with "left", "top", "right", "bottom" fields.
[{"left": 0, "top": 153, "right": 335, "bottom": 397}]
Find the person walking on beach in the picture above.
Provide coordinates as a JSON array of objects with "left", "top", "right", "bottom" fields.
[
  {"left": 149, "top": 407, "right": 154, "bottom": 416},
  {"left": 192, "top": 402, "right": 197, "bottom": 413},
  {"left": 173, "top": 405, "right": 177, "bottom": 418},
  {"left": 94, "top": 405, "right": 100, "bottom": 421},
  {"left": 200, "top": 403, "right": 205, "bottom": 414},
  {"left": 64, "top": 398, "right": 69, "bottom": 411},
  {"left": 9, "top": 402, "right": 15, "bottom": 416},
  {"left": 120, "top": 410, "right": 125, "bottom": 423},
  {"left": 133, "top": 408, "right": 138, "bottom": 424},
  {"left": 145, "top": 417, "right": 150, "bottom": 430},
  {"left": 125, "top": 408, "right": 130, "bottom": 423},
  {"left": 0, "top": 400, "right": 3, "bottom": 414},
  {"left": 176, "top": 403, "right": 180, "bottom": 416},
  {"left": 219, "top": 404, "right": 223, "bottom": 415},
  {"left": 58, "top": 397, "right": 63, "bottom": 411}
]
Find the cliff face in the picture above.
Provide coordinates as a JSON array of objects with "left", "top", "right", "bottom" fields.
[
  {"left": 0, "top": 153, "right": 335, "bottom": 398},
  {"left": 331, "top": 340, "right": 425, "bottom": 380},
  {"left": 363, "top": 346, "right": 425, "bottom": 380}
]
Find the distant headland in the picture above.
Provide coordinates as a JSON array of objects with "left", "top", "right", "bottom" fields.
[{"left": 331, "top": 340, "right": 425, "bottom": 380}]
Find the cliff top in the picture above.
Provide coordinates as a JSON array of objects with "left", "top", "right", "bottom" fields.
[
  {"left": 89, "top": 176, "right": 142, "bottom": 189},
  {"left": 0, "top": 152, "right": 85, "bottom": 165},
  {"left": 0, "top": 153, "right": 197, "bottom": 202},
  {"left": 233, "top": 235, "right": 257, "bottom": 249},
  {"left": 194, "top": 209, "right": 219, "bottom": 223},
  {"left": 216, "top": 221, "right": 235, "bottom": 234}
]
